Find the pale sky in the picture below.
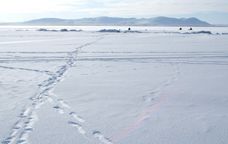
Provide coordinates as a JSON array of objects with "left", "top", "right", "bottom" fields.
[{"left": 0, "top": 0, "right": 228, "bottom": 24}]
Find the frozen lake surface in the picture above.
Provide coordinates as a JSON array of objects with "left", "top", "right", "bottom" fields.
[{"left": 0, "top": 27, "right": 228, "bottom": 144}]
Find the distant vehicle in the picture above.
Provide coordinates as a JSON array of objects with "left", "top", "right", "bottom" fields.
[
  {"left": 179, "top": 28, "right": 182, "bottom": 30},
  {"left": 189, "top": 27, "right": 193, "bottom": 31},
  {"left": 128, "top": 27, "right": 131, "bottom": 31}
]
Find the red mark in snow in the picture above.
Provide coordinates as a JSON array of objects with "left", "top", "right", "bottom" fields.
[{"left": 111, "top": 94, "right": 167, "bottom": 143}]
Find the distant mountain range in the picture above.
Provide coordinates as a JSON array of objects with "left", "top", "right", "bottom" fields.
[{"left": 2, "top": 17, "right": 213, "bottom": 26}]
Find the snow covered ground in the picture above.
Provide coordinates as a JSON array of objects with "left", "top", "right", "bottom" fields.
[{"left": 0, "top": 27, "right": 228, "bottom": 144}]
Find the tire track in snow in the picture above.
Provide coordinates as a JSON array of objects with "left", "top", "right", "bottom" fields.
[
  {"left": 0, "top": 37, "right": 84, "bottom": 45},
  {"left": 1, "top": 36, "right": 109, "bottom": 144},
  {"left": 0, "top": 52, "right": 69, "bottom": 54},
  {"left": 0, "top": 65, "right": 54, "bottom": 76}
]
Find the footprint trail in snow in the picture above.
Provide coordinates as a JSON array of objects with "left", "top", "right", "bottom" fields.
[{"left": 2, "top": 36, "right": 113, "bottom": 144}]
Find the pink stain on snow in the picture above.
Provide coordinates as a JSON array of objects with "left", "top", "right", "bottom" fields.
[{"left": 111, "top": 94, "right": 167, "bottom": 143}]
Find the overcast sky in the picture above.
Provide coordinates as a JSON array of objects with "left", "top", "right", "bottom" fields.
[{"left": 0, "top": 0, "right": 228, "bottom": 24}]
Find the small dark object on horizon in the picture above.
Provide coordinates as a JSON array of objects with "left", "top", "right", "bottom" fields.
[
  {"left": 38, "top": 28, "right": 48, "bottom": 31},
  {"left": 179, "top": 28, "right": 182, "bottom": 30},
  {"left": 189, "top": 27, "right": 193, "bottom": 31},
  {"left": 128, "top": 27, "right": 131, "bottom": 31},
  {"left": 60, "top": 29, "right": 68, "bottom": 32}
]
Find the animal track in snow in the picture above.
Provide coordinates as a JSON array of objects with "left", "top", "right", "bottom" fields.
[
  {"left": 143, "top": 64, "right": 180, "bottom": 103},
  {"left": 53, "top": 105, "right": 65, "bottom": 114},
  {"left": 2, "top": 36, "right": 112, "bottom": 144},
  {"left": 48, "top": 94, "right": 86, "bottom": 123},
  {"left": 20, "top": 108, "right": 31, "bottom": 118},
  {"left": 69, "top": 112, "right": 85, "bottom": 123},
  {"left": 68, "top": 121, "right": 86, "bottom": 135},
  {"left": 93, "top": 131, "right": 113, "bottom": 144},
  {"left": 58, "top": 99, "right": 71, "bottom": 109}
]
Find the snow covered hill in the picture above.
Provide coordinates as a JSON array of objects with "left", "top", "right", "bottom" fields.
[{"left": 23, "top": 16, "right": 211, "bottom": 26}]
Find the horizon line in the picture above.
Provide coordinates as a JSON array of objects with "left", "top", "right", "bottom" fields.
[{"left": 1, "top": 16, "right": 228, "bottom": 25}]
